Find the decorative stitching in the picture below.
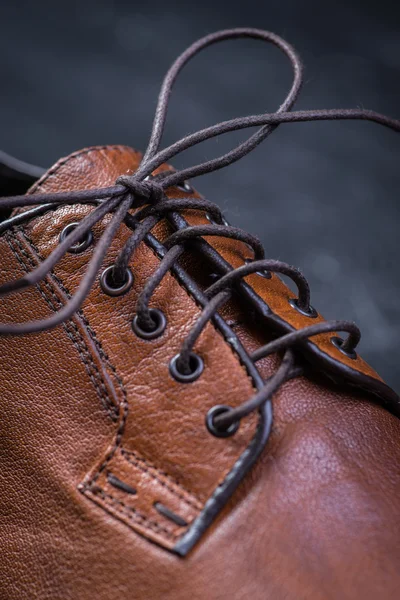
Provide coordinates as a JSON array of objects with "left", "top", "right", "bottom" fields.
[
  {"left": 121, "top": 449, "right": 202, "bottom": 510},
  {"left": 25, "top": 231, "right": 126, "bottom": 400},
  {"left": 154, "top": 502, "right": 188, "bottom": 527},
  {"left": 87, "top": 375, "right": 129, "bottom": 486},
  {"left": 90, "top": 488, "right": 179, "bottom": 540},
  {"left": 6, "top": 232, "right": 119, "bottom": 421}
]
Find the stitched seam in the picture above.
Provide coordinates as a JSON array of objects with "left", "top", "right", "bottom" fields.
[
  {"left": 89, "top": 379, "right": 129, "bottom": 485},
  {"left": 66, "top": 320, "right": 119, "bottom": 421},
  {"left": 6, "top": 232, "right": 119, "bottom": 421},
  {"left": 15, "top": 230, "right": 124, "bottom": 416},
  {"left": 7, "top": 231, "right": 129, "bottom": 502},
  {"left": 121, "top": 449, "right": 202, "bottom": 510},
  {"left": 90, "top": 488, "right": 179, "bottom": 540},
  {"left": 33, "top": 249, "right": 121, "bottom": 384},
  {"left": 10, "top": 229, "right": 131, "bottom": 488}
]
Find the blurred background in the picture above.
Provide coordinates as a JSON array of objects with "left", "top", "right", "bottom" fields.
[{"left": 1, "top": 0, "right": 399, "bottom": 389}]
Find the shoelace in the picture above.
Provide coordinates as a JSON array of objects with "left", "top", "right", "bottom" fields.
[{"left": 1, "top": 28, "right": 399, "bottom": 436}]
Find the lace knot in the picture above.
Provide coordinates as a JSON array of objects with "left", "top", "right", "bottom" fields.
[{"left": 116, "top": 175, "right": 164, "bottom": 204}]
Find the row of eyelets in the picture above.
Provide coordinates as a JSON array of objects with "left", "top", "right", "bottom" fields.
[
  {"left": 94, "top": 181, "right": 206, "bottom": 386},
  {"left": 62, "top": 202, "right": 356, "bottom": 443},
  {"left": 133, "top": 178, "right": 207, "bottom": 385},
  {"left": 97, "top": 181, "right": 208, "bottom": 390}
]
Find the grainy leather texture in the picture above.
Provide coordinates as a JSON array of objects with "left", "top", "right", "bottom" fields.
[
  {"left": 5, "top": 145, "right": 261, "bottom": 551},
  {"left": 1, "top": 145, "right": 400, "bottom": 599}
]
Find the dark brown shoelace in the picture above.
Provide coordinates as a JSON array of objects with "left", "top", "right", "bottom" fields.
[{"left": 1, "top": 28, "right": 399, "bottom": 435}]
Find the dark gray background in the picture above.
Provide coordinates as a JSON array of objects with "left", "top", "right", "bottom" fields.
[{"left": 1, "top": 0, "right": 399, "bottom": 389}]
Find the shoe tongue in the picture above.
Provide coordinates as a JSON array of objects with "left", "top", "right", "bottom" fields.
[{"left": 28, "top": 145, "right": 142, "bottom": 196}]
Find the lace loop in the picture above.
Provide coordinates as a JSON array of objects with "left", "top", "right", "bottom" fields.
[{"left": 140, "top": 28, "right": 303, "bottom": 175}]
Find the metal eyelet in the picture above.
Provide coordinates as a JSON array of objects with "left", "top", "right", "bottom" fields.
[
  {"left": 100, "top": 265, "right": 134, "bottom": 297},
  {"left": 205, "top": 405, "right": 239, "bottom": 438},
  {"left": 289, "top": 298, "right": 318, "bottom": 318},
  {"left": 132, "top": 308, "right": 167, "bottom": 340},
  {"left": 59, "top": 222, "right": 93, "bottom": 254},
  {"left": 206, "top": 212, "right": 229, "bottom": 226},
  {"left": 244, "top": 258, "right": 271, "bottom": 279},
  {"left": 169, "top": 352, "right": 204, "bottom": 383},
  {"left": 176, "top": 180, "right": 194, "bottom": 194},
  {"left": 330, "top": 336, "right": 357, "bottom": 359}
]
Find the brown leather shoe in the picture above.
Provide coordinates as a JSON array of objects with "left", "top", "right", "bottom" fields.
[{"left": 1, "top": 28, "right": 400, "bottom": 600}]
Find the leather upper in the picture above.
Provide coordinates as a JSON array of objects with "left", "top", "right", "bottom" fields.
[{"left": 1, "top": 145, "right": 400, "bottom": 599}]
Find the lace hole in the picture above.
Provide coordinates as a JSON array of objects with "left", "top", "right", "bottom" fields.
[
  {"left": 330, "top": 336, "right": 357, "bottom": 359},
  {"left": 100, "top": 265, "right": 134, "bottom": 297},
  {"left": 169, "top": 352, "right": 204, "bottom": 383},
  {"left": 206, "top": 212, "right": 229, "bottom": 226},
  {"left": 288, "top": 298, "right": 318, "bottom": 318},
  {"left": 176, "top": 180, "right": 194, "bottom": 194},
  {"left": 244, "top": 258, "right": 271, "bottom": 279},
  {"left": 132, "top": 308, "right": 167, "bottom": 340},
  {"left": 59, "top": 222, "right": 93, "bottom": 254},
  {"left": 205, "top": 405, "right": 239, "bottom": 438}
]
